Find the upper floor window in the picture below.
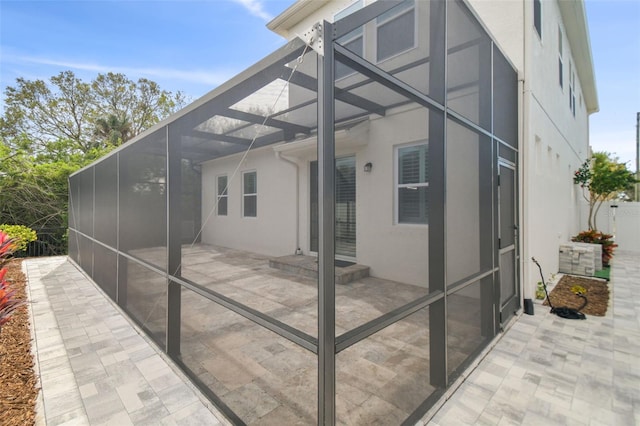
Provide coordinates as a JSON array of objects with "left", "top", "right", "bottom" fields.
[
  {"left": 335, "top": 0, "right": 363, "bottom": 79},
  {"left": 243, "top": 171, "right": 257, "bottom": 217},
  {"left": 376, "top": 0, "right": 416, "bottom": 62},
  {"left": 396, "top": 142, "right": 428, "bottom": 224},
  {"left": 569, "top": 64, "right": 576, "bottom": 116},
  {"left": 558, "top": 27, "right": 564, "bottom": 89},
  {"left": 217, "top": 175, "right": 228, "bottom": 216},
  {"left": 534, "top": 0, "right": 542, "bottom": 39},
  {"left": 333, "top": 0, "right": 416, "bottom": 77}
]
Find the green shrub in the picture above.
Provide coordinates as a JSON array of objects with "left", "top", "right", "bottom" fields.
[{"left": 0, "top": 225, "right": 37, "bottom": 253}]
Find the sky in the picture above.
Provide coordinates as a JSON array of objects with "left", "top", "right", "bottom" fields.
[{"left": 1, "top": 0, "right": 639, "bottom": 171}]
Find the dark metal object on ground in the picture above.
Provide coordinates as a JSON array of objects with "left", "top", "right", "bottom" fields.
[{"left": 532, "top": 257, "right": 586, "bottom": 320}]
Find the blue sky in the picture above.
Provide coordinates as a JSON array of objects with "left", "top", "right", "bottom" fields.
[{"left": 1, "top": 0, "right": 639, "bottom": 171}]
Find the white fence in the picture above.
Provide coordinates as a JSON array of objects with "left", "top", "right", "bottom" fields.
[{"left": 581, "top": 201, "right": 640, "bottom": 252}]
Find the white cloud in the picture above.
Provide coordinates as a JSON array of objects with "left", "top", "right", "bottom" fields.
[
  {"left": 230, "top": 0, "right": 273, "bottom": 21},
  {"left": 7, "top": 54, "right": 234, "bottom": 88}
]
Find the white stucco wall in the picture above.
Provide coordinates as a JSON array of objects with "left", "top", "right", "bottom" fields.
[
  {"left": 200, "top": 105, "right": 430, "bottom": 287},
  {"left": 468, "top": 0, "right": 593, "bottom": 299},
  {"left": 287, "top": 107, "right": 431, "bottom": 287},
  {"left": 201, "top": 145, "right": 298, "bottom": 257},
  {"left": 357, "top": 107, "right": 429, "bottom": 287},
  {"left": 581, "top": 201, "right": 640, "bottom": 253},
  {"left": 256, "top": 0, "right": 595, "bottom": 297}
]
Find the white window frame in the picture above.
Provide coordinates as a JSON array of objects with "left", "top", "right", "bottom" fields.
[
  {"left": 216, "top": 174, "right": 228, "bottom": 216},
  {"left": 569, "top": 62, "right": 576, "bottom": 116},
  {"left": 242, "top": 170, "right": 257, "bottom": 218},
  {"left": 533, "top": 0, "right": 542, "bottom": 40},
  {"left": 558, "top": 26, "right": 564, "bottom": 90},
  {"left": 375, "top": 0, "right": 417, "bottom": 63},
  {"left": 395, "top": 141, "right": 429, "bottom": 225}
]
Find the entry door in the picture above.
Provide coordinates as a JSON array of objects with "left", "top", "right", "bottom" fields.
[
  {"left": 310, "top": 156, "right": 356, "bottom": 258},
  {"left": 498, "top": 161, "right": 519, "bottom": 325}
]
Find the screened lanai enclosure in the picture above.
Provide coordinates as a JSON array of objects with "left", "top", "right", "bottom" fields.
[{"left": 68, "top": 0, "right": 519, "bottom": 424}]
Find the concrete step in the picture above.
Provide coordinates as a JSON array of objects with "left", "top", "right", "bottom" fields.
[{"left": 269, "top": 254, "right": 369, "bottom": 285}]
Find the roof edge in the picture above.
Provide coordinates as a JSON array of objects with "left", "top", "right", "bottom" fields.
[
  {"left": 267, "top": 0, "right": 329, "bottom": 38},
  {"left": 558, "top": 0, "right": 599, "bottom": 114}
]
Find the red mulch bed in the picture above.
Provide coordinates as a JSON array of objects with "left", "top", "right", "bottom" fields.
[{"left": 0, "top": 259, "right": 38, "bottom": 426}]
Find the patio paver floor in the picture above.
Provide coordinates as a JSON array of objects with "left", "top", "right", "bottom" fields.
[{"left": 25, "top": 249, "right": 640, "bottom": 424}]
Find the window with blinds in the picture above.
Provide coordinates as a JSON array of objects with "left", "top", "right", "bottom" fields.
[
  {"left": 242, "top": 171, "right": 257, "bottom": 218},
  {"left": 397, "top": 143, "right": 428, "bottom": 224},
  {"left": 217, "top": 175, "right": 228, "bottom": 216},
  {"left": 310, "top": 156, "right": 356, "bottom": 258}
]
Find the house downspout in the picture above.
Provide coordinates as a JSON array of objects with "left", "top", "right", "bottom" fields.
[
  {"left": 275, "top": 151, "right": 301, "bottom": 255},
  {"left": 521, "top": 0, "right": 531, "bottom": 301}
]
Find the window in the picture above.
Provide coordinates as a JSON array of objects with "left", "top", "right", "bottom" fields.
[
  {"left": 242, "top": 171, "right": 257, "bottom": 217},
  {"left": 217, "top": 175, "right": 228, "bottom": 216},
  {"left": 533, "top": 0, "right": 542, "bottom": 38},
  {"left": 569, "top": 62, "right": 576, "bottom": 116},
  {"left": 396, "top": 143, "right": 428, "bottom": 224},
  {"left": 558, "top": 27, "right": 564, "bottom": 89},
  {"left": 335, "top": 0, "right": 363, "bottom": 79},
  {"left": 376, "top": 0, "right": 416, "bottom": 62}
]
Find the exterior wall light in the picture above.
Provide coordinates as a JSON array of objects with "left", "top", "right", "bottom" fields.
[{"left": 364, "top": 162, "right": 373, "bottom": 173}]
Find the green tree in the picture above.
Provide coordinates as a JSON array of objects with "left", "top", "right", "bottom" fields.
[
  {"left": 574, "top": 151, "right": 638, "bottom": 230},
  {"left": 0, "top": 139, "right": 109, "bottom": 230},
  {"left": 0, "top": 71, "right": 186, "bottom": 153}
]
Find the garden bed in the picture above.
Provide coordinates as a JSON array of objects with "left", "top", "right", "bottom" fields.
[
  {"left": 543, "top": 274, "right": 610, "bottom": 316},
  {"left": 0, "top": 259, "right": 38, "bottom": 426}
]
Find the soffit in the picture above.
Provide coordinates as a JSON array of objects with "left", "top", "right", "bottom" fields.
[
  {"left": 558, "top": 0, "right": 599, "bottom": 114},
  {"left": 267, "top": 0, "right": 330, "bottom": 38}
]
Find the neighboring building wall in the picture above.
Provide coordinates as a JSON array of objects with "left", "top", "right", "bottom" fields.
[{"left": 581, "top": 201, "right": 640, "bottom": 253}]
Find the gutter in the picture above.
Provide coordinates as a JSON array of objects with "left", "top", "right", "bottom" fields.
[{"left": 275, "top": 151, "right": 302, "bottom": 255}]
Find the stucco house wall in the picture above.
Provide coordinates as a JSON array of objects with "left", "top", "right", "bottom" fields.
[
  {"left": 201, "top": 103, "right": 432, "bottom": 287},
  {"left": 465, "top": 0, "right": 596, "bottom": 297},
  {"left": 201, "top": 0, "right": 597, "bottom": 296}
]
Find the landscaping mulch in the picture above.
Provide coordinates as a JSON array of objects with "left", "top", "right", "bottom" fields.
[
  {"left": 0, "top": 259, "right": 38, "bottom": 426},
  {"left": 543, "top": 274, "right": 610, "bottom": 316}
]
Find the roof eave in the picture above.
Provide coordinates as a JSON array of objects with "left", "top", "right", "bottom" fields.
[
  {"left": 558, "top": 0, "right": 599, "bottom": 115},
  {"left": 267, "top": 0, "right": 330, "bottom": 38}
]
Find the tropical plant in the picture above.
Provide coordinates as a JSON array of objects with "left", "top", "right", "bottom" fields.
[
  {"left": 573, "top": 152, "right": 638, "bottom": 231},
  {"left": 572, "top": 229, "right": 618, "bottom": 267},
  {"left": 0, "top": 225, "right": 37, "bottom": 253},
  {"left": 93, "top": 114, "right": 133, "bottom": 146},
  {"left": 0, "top": 231, "right": 26, "bottom": 331}
]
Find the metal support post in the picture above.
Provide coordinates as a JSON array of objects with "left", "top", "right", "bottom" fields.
[{"left": 317, "top": 19, "right": 336, "bottom": 426}]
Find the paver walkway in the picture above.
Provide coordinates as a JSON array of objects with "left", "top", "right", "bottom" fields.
[
  {"left": 25, "top": 257, "right": 226, "bottom": 426},
  {"left": 425, "top": 250, "right": 640, "bottom": 426},
  {"left": 24, "top": 251, "right": 639, "bottom": 425}
]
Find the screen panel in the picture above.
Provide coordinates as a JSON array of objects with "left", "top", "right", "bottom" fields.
[
  {"left": 94, "top": 155, "right": 118, "bottom": 248},
  {"left": 336, "top": 306, "right": 434, "bottom": 424},
  {"left": 447, "top": 0, "right": 492, "bottom": 131},
  {"left": 179, "top": 286, "right": 317, "bottom": 424},
  {"left": 119, "top": 256, "right": 167, "bottom": 348},
  {"left": 118, "top": 129, "right": 167, "bottom": 270}
]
